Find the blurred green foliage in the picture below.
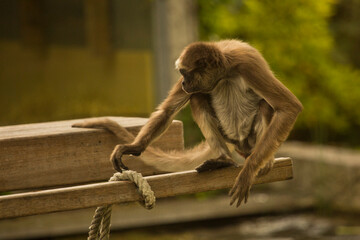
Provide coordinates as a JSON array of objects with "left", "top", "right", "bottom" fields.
[
  {"left": 195, "top": 0, "right": 360, "bottom": 146},
  {"left": 332, "top": 0, "right": 360, "bottom": 69}
]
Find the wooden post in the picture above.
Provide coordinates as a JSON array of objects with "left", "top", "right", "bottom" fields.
[
  {"left": 0, "top": 117, "right": 184, "bottom": 192},
  {"left": 84, "top": 0, "right": 111, "bottom": 56}
]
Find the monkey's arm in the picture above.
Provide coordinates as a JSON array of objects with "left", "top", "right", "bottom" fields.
[
  {"left": 111, "top": 79, "right": 191, "bottom": 171},
  {"left": 229, "top": 50, "right": 303, "bottom": 207}
]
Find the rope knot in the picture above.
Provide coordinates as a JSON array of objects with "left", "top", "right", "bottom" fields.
[
  {"left": 110, "top": 170, "right": 156, "bottom": 209},
  {"left": 88, "top": 170, "right": 156, "bottom": 240}
]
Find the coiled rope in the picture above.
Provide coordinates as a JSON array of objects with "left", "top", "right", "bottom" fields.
[{"left": 87, "top": 170, "right": 156, "bottom": 240}]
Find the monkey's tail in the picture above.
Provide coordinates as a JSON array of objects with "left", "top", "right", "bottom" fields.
[
  {"left": 72, "top": 117, "right": 134, "bottom": 142},
  {"left": 72, "top": 118, "right": 217, "bottom": 172},
  {"left": 142, "top": 141, "right": 217, "bottom": 172}
]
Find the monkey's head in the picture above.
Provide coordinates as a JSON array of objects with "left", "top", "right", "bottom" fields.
[{"left": 176, "top": 42, "right": 226, "bottom": 94}]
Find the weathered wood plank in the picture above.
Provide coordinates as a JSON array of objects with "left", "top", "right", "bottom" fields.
[
  {"left": 0, "top": 158, "right": 292, "bottom": 219},
  {"left": 0, "top": 192, "right": 313, "bottom": 240},
  {"left": 0, "top": 117, "right": 184, "bottom": 192}
]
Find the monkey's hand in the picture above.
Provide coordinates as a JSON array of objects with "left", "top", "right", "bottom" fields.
[
  {"left": 258, "top": 159, "right": 274, "bottom": 176},
  {"left": 110, "top": 144, "right": 144, "bottom": 172},
  {"left": 229, "top": 168, "right": 255, "bottom": 207},
  {"left": 196, "top": 156, "right": 235, "bottom": 172}
]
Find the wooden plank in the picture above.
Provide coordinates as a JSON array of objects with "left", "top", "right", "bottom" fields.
[
  {"left": 0, "top": 117, "right": 184, "bottom": 192},
  {"left": 0, "top": 192, "right": 313, "bottom": 239},
  {"left": 0, "top": 158, "right": 292, "bottom": 219}
]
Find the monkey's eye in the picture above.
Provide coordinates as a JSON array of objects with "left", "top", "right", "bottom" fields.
[{"left": 179, "top": 69, "right": 187, "bottom": 76}]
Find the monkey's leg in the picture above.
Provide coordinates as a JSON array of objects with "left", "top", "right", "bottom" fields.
[
  {"left": 190, "top": 93, "right": 235, "bottom": 167},
  {"left": 196, "top": 155, "right": 235, "bottom": 172}
]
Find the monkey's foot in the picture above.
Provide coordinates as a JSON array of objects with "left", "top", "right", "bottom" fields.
[
  {"left": 196, "top": 157, "right": 235, "bottom": 172},
  {"left": 257, "top": 159, "right": 274, "bottom": 176},
  {"left": 229, "top": 169, "right": 254, "bottom": 207},
  {"left": 110, "top": 144, "right": 143, "bottom": 172}
]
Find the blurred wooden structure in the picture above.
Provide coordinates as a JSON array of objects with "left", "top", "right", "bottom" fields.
[{"left": 0, "top": 0, "right": 198, "bottom": 125}]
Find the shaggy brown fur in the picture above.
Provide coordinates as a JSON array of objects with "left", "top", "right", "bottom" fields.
[{"left": 74, "top": 39, "right": 303, "bottom": 207}]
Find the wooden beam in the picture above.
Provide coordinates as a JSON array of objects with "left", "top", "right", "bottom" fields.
[
  {"left": 0, "top": 193, "right": 312, "bottom": 240},
  {"left": 0, "top": 158, "right": 292, "bottom": 219},
  {"left": 0, "top": 117, "right": 183, "bottom": 192}
]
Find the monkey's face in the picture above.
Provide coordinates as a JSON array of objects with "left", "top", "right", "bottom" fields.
[
  {"left": 178, "top": 68, "right": 218, "bottom": 94},
  {"left": 177, "top": 60, "right": 223, "bottom": 94},
  {"left": 176, "top": 42, "right": 225, "bottom": 94}
]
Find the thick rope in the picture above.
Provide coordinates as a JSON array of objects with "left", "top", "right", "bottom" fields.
[{"left": 88, "top": 170, "right": 156, "bottom": 240}]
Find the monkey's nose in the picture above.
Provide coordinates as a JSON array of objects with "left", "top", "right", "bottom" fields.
[{"left": 181, "top": 80, "right": 185, "bottom": 86}]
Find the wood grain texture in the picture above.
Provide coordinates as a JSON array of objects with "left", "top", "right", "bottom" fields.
[
  {"left": 0, "top": 117, "right": 184, "bottom": 191},
  {"left": 0, "top": 158, "right": 292, "bottom": 219}
]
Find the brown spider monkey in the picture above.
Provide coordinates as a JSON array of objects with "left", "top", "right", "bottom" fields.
[{"left": 73, "top": 40, "right": 302, "bottom": 207}]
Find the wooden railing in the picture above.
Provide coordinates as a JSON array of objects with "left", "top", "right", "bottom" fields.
[{"left": 0, "top": 117, "right": 293, "bottom": 219}]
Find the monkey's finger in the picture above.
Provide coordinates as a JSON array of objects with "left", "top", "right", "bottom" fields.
[
  {"left": 230, "top": 186, "right": 241, "bottom": 205},
  {"left": 229, "top": 180, "right": 239, "bottom": 198},
  {"left": 229, "top": 184, "right": 237, "bottom": 196},
  {"left": 130, "top": 152, "right": 141, "bottom": 156},
  {"left": 236, "top": 196, "right": 243, "bottom": 208},
  {"left": 230, "top": 198, "right": 235, "bottom": 206},
  {"left": 111, "top": 154, "right": 129, "bottom": 172},
  {"left": 117, "top": 157, "right": 129, "bottom": 170},
  {"left": 229, "top": 172, "right": 243, "bottom": 196},
  {"left": 229, "top": 178, "right": 241, "bottom": 196},
  {"left": 244, "top": 187, "right": 250, "bottom": 204},
  {"left": 229, "top": 187, "right": 235, "bottom": 199},
  {"left": 229, "top": 192, "right": 236, "bottom": 205},
  {"left": 110, "top": 146, "right": 125, "bottom": 172},
  {"left": 110, "top": 152, "right": 122, "bottom": 172},
  {"left": 113, "top": 158, "right": 122, "bottom": 172},
  {"left": 236, "top": 188, "right": 247, "bottom": 207}
]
